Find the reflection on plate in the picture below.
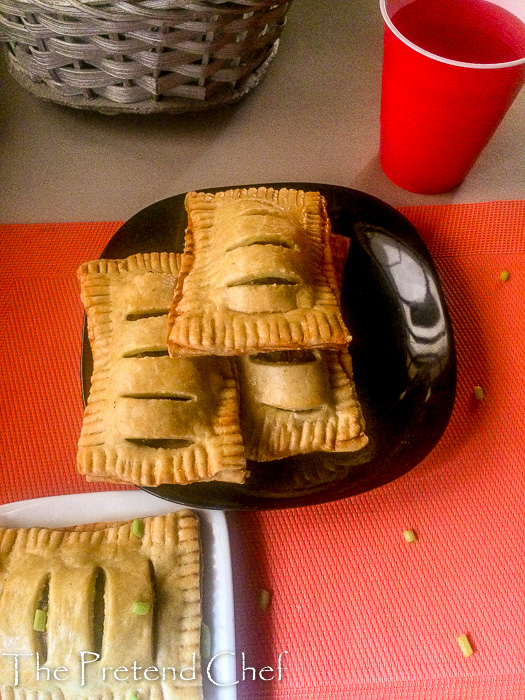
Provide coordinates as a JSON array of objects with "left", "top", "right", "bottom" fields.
[
  {"left": 0, "top": 492, "right": 237, "bottom": 699},
  {"left": 81, "top": 183, "right": 456, "bottom": 510}
]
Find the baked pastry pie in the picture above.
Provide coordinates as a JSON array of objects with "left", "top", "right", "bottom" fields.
[
  {"left": 0, "top": 512, "right": 202, "bottom": 700},
  {"left": 236, "top": 348, "right": 367, "bottom": 461},
  {"left": 167, "top": 187, "right": 351, "bottom": 356},
  {"left": 77, "top": 252, "right": 247, "bottom": 486},
  {"left": 235, "top": 229, "right": 367, "bottom": 461}
]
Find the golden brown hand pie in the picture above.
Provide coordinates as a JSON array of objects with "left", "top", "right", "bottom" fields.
[
  {"left": 77, "top": 253, "right": 247, "bottom": 486},
  {"left": 0, "top": 512, "right": 202, "bottom": 700},
  {"left": 235, "top": 231, "right": 367, "bottom": 461},
  {"left": 236, "top": 348, "right": 368, "bottom": 461},
  {"left": 167, "top": 187, "right": 352, "bottom": 356}
]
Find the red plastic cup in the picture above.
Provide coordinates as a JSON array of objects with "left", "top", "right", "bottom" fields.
[{"left": 380, "top": 0, "right": 525, "bottom": 194}]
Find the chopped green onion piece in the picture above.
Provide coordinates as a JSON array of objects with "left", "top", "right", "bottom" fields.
[
  {"left": 403, "top": 529, "right": 417, "bottom": 543},
  {"left": 132, "top": 519, "right": 145, "bottom": 538},
  {"left": 128, "top": 694, "right": 139, "bottom": 700},
  {"left": 201, "top": 622, "right": 211, "bottom": 660},
  {"left": 457, "top": 634, "right": 474, "bottom": 657},
  {"left": 132, "top": 601, "right": 151, "bottom": 615},
  {"left": 473, "top": 386, "right": 484, "bottom": 400},
  {"left": 258, "top": 589, "right": 271, "bottom": 611},
  {"left": 499, "top": 270, "right": 510, "bottom": 282},
  {"left": 33, "top": 608, "right": 47, "bottom": 632}
]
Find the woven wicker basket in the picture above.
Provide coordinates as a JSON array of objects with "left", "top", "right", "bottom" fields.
[{"left": 0, "top": 0, "right": 292, "bottom": 113}]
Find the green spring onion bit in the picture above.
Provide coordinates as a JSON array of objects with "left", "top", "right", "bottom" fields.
[
  {"left": 258, "top": 589, "right": 271, "bottom": 611},
  {"left": 33, "top": 608, "right": 48, "bottom": 632},
  {"left": 132, "top": 519, "right": 145, "bottom": 538},
  {"left": 132, "top": 601, "right": 151, "bottom": 615},
  {"left": 457, "top": 634, "right": 474, "bottom": 657},
  {"left": 201, "top": 622, "right": 211, "bottom": 660},
  {"left": 403, "top": 529, "right": 417, "bottom": 543},
  {"left": 473, "top": 386, "right": 484, "bottom": 400}
]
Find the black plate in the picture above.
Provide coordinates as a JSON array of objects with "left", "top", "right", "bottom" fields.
[{"left": 81, "top": 183, "right": 456, "bottom": 510}]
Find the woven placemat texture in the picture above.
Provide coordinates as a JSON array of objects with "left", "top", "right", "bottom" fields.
[
  {"left": 1, "top": 200, "right": 524, "bottom": 699},
  {"left": 0, "top": 222, "right": 125, "bottom": 501}
]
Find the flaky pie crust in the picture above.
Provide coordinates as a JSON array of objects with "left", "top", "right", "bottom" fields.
[
  {"left": 77, "top": 252, "right": 247, "bottom": 486},
  {"left": 0, "top": 512, "right": 202, "bottom": 700},
  {"left": 235, "top": 233, "right": 367, "bottom": 460},
  {"left": 167, "top": 188, "right": 352, "bottom": 356}
]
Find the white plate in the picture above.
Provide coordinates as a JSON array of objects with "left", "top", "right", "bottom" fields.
[{"left": 0, "top": 491, "right": 237, "bottom": 699}]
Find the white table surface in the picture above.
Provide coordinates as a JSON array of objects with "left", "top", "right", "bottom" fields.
[{"left": 1, "top": 0, "right": 524, "bottom": 224}]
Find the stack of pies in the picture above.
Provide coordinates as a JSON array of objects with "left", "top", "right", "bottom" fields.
[
  {"left": 0, "top": 188, "right": 368, "bottom": 700},
  {"left": 77, "top": 187, "right": 368, "bottom": 488}
]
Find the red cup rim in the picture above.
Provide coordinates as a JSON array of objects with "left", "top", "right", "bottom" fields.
[{"left": 380, "top": 0, "right": 525, "bottom": 69}]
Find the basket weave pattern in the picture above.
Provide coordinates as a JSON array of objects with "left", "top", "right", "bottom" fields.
[{"left": 0, "top": 0, "right": 291, "bottom": 112}]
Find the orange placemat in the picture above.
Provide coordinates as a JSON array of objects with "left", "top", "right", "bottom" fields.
[{"left": 1, "top": 201, "right": 524, "bottom": 699}]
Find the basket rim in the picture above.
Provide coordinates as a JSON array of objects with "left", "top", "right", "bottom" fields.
[
  {"left": 2, "top": 38, "right": 280, "bottom": 113},
  {"left": 0, "top": 0, "right": 290, "bottom": 10}
]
